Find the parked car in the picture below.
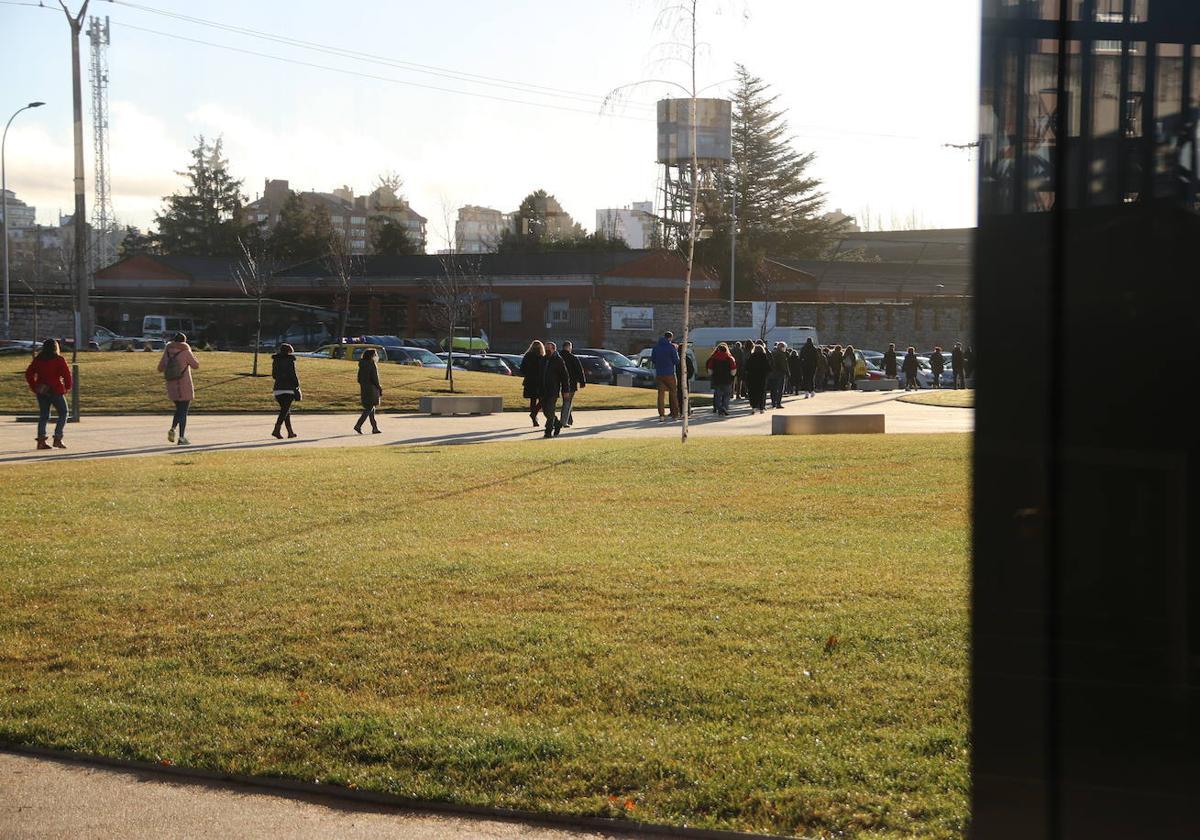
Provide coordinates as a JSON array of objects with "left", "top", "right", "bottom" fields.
[
  {"left": 300, "top": 343, "right": 389, "bottom": 361},
  {"left": 918, "top": 353, "right": 957, "bottom": 387},
  {"left": 493, "top": 353, "right": 529, "bottom": 376},
  {"left": 575, "top": 353, "right": 614, "bottom": 385},
  {"left": 437, "top": 352, "right": 514, "bottom": 375},
  {"left": 388, "top": 346, "right": 447, "bottom": 368},
  {"left": 0, "top": 339, "right": 35, "bottom": 356},
  {"left": 574, "top": 347, "right": 656, "bottom": 387},
  {"left": 263, "top": 324, "right": 332, "bottom": 350}
]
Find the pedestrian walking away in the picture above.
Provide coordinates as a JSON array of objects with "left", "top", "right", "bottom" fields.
[
  {"left": 731, "top": 340, "right": 747, "bottom": 400},
  {"left": 270, "top": 343, "right": 301, "bottom": 439},
  {"left": 706, "top": 342, "right": 737, "bottom": 415},
  {"left": 520, "top": 340, "right": 547, "bottom": 426},
  {"left": 540, "top": 341, "right": 570, "bottom": 438},
  {"left": 952, "top": 342, "right": 966, "bottom": 389},
  {"left": 25, "top": 338, "right": 73, "bottom": 450},
  {"left": 787, "top": 348, "right": 802, "bottom": 395},
  {"left": 830, "top": 345, "right": 845, "bottom": 390},
  {"left": 929, "top": 345, "right": 945, "bottom": 389},
  {"left": 158, "top": 332, "right": 200, "bottom": 445},
  {"left": 883, "top": 343, "right": 898, "bottom": 380},
  {"left": 769, "top": 341, "right": 789, "bottom": 408},
  {"left": 354, "top": 348, "right": 383, "bottom": 434},
  {"left": 799, "top": 337, "right": 819, "bottom": 397},
  {"left": 744, "top": 342, "right": 771, "bottom": 413},
  {"left": 902, "top": 346, "right": 920, "bottom": 391},
  {"left": 651, "top": 331, "right": 681, "bottom": 421},
  {"left": 559, "top": 340, "right": 586, "bottom": 427},
  {"left": 816, "top": 347, "right": 830, "bottom": 392}
]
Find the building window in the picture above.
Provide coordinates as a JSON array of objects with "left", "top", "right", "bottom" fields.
[
  {"left": 500, "top": 300, "right": 522, "bottom": 323},
  {"left": 548, "top": 300, "right": 570, "bottom": 323},
  {"left": 331, "top": 215, "right": 344, "bottom": 224},
  {"left": 351, "top": 216, "right": 366, "bottom": 225}
]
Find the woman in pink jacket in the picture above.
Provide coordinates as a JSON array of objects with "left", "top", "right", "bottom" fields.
[{"left": 157, "top": 332, "right": 200, "bottom": 445}]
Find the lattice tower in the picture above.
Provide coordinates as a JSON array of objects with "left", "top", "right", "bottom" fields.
[{"left": 87, "top": 16, "right": 115, "bottom": 273}]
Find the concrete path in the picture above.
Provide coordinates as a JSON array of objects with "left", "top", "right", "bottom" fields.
[
  {"left": 0, "top": 390, "right": 972, "bottom": 465},
  {"left": 0, "top": 751, "right": 637, "bottom": 840}
]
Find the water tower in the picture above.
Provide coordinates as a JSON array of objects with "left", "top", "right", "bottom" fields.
[{"left": 656, "top": 98, "right": 732, "bottom": 246}]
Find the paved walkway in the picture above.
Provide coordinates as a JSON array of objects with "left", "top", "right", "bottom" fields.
[
  {"left": 0, "top": 751, "right": 636, "bottom": 840},
  {"left": 0, "top": 391, "right": 972, "bottom": 465}
]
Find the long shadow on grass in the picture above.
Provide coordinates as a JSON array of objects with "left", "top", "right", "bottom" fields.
[{"left": 0, "top": 435, "right": 350, "bottom": 464}]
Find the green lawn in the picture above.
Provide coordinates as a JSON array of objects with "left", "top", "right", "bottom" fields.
[
  {"left": 0, "top": 436, "right": 969, "bottom": 838},
  {"left": 0, "top": 351, "right": 701, "bottom": 414},
  {"left": 897, "top": 391, "right": 975, "bottom": 409}
]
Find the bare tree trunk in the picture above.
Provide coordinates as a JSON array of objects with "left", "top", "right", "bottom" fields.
[
  {"left": 680, "top": 0, "right": 699, "bottom": 443},
  {"left": 252, "top": 291, "right": 262, "bottom": 376}
]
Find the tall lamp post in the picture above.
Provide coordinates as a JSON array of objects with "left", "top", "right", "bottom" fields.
[{"left": 2, "top": 101, "right": 46, "bottom": 339}]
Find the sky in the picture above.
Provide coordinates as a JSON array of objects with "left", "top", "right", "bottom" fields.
[{"left": 1, "top": 0, "right": 981, "bottom": 250}]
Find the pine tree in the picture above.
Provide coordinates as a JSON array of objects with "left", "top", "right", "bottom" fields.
[
  {"left": 270, "top": 193, "right": 333, "bottom": 265},
  {"left": 367, "top": 217, "right": 418, "bottom": 256},
  {"left": 154, "top": 136, "right": 247, "bottom": 256},
  {"left": 698, "top": 66, "right": 843, "bottom": 295}
]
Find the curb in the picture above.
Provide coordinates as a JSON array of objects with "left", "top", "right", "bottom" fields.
[{"left": 1, "top": 743, "right": 799, "bottom": 840}]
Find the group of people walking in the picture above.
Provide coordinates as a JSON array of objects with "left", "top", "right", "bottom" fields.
[{"left": 520, "top": 339, "right": 587, "bottom": 438}]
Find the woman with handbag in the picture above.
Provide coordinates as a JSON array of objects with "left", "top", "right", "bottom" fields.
[
  {"left": 24, "top": 339, "right": 73, "bottom": 450},
  {"left": 158, "top": 332, "right": 200, "bottom": 445},
  {"left": 354, "top": 347, "right": 382, "bottom": 434},
  {"left": 270, "top": 343, "right": 301, "bottom": 439}
]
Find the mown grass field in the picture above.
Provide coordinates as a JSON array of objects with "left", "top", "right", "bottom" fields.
[
  {"left": 0, "top": 436, "right": 970, "bottom": 838},
  {"left": 0, "top": 351, "right": 700, "bottom": 414},
  {"left": 897, "top": 391, "right": 975, "bottom": 409}
]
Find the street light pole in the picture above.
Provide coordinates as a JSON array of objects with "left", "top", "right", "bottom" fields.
[{"left": 2, "top": 101, "right": 46, "bottom": 339}]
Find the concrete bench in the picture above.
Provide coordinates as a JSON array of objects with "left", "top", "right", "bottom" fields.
[
  {"left": 772, "top": 413, "right": 885, "bottom": 435},
  {"left": 419, "top": 395, "right": 504, "bottom": 416},
  {"left": 856, "top": 378, "right": 900, "bottom": 392}
]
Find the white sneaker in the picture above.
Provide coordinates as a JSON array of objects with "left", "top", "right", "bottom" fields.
[
  {"left": 178, "top": 437, "right": 190, "bottom": 446},
  {"left": 167, "top": 428, "right": 176, "bottom": 442}
]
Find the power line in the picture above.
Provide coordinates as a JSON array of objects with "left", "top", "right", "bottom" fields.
[
  {"left": 102, "top": 0, "right": 656, "bottom": 113},
  {"left": 114, "top": 21, "right": 655, "bottom": 122}
]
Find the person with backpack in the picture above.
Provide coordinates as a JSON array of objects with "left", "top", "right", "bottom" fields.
[
  {"left": 705, "top": 342, "right": 736, "bottom": 416},
  {"left": 355, "top": 347, "right": 383, "bottom": 434},
  {"left": 24, "top": 338, "right": 73, "bottom": 450},
  {"left": 270, "top": 343, "right": 301, "bottom": 439},
  {"left": 559, "top": 340, "right": 586, "bottom": 427},
  {"left": 158, "top": 332, "right": 200, "bottom": 445}
]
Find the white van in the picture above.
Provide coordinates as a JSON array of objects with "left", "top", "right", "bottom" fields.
[
  {"left": 143, "top": 315, "right": 196, "bottom": 340},
  {"left": 688, "top": 326, "right": 819, "bottom": 378}
]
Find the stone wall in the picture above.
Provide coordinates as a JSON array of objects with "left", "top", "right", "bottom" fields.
[
  {"left": 8, "top": 306, "right": 83, "bottom": 342},
  {"left": 601, "top": 298, "right": 973, "bottom": 354}
]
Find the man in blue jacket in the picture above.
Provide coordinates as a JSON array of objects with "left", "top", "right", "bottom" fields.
[{"left": 650, "top": 331, "right": 680, "bottom": 421}]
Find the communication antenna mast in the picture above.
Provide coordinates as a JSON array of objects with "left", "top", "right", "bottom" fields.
[{"left": 87, "top": 15, "right": 115, "bottom": 272}]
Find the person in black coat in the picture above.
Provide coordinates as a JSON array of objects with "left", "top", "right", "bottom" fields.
[
  {"left": 929, "top": 345, "right": 945, "bottom": 389},
  {"left": 902, "top": 346, "right": 920, "bottom": 391},
  {"left": 355, "top": 348, "right": 382, "bottom": 433},
  {"left": 540, "top": 341, "right": 570, "bottom": 438},
  {"left": 270, "top": 343, "right": 301, "bottom": 439},
  {"left": 798, "top": 337, "right": 819, "bottom": 398},
  {"left": 951, "top": 342, "right": 965, "bottom": 389},
  {"left": 883, "top": 343, "right": 898, "bottom": 379},
  {"left": 559, "top": 340, "right": 586, "bottom": 427},
  {"left": 787, "top": 348, "right": 802, "bottom": 395},
  {"left": 744, "top": 343, "right": 771, "bottom": 413},
  {"left": 520, "top": 340, "right": 546, "bottom": 426},
  {"left": 731, "top": 341, "right": 747, "bottom": 400}
]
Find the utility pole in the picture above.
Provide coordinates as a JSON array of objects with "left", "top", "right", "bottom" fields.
[
  {"left": 729, "top": 170, "right": 737, "bottom": 327},
  {"left": 61, "top": 0, "right": 90, "bottom": 421}
]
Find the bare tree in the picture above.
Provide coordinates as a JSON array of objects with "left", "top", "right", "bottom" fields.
[
  {"left": 324, "top": 229, "right": 358, "bottom": 343},
  {"left": 424, "top": 253, "right": 483, "bottom": 393},
  {"left": 233, "top": 234, "right": 275, "bottom": 376},
  {"left": 606, "top": 1, "right": 740, "bottom": 442}
]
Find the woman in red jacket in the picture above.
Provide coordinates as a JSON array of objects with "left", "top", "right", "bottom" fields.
[{"left": 25, "top": 339, "right": 73, "bottom": 450}]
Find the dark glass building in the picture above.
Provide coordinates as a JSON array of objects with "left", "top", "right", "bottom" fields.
[{"left": 974, "top": 2, "right": 1198, "bottom": 837}]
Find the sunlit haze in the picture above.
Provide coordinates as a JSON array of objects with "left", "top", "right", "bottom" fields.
[{"left": 3, "top": 0, "right": 981, "bottom": 248}]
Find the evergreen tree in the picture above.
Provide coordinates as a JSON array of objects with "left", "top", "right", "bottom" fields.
[
  {"left": 499, "top": 189, "right": 585, "bottom": 252},
  {"left": 154, "top": 136, "right": 247, "bottom": 256},
  {"left": 697, "top": 66, "right": 844, "bottom": 295},
  {"left": 270, "top": 193, "right": 333, "bottom": 265},
  {"left": 118, "top": 226, "right": 157, "bottom": 257},
  {"left": 368, "top": 217, "right": 418, "bottom": 256}
]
